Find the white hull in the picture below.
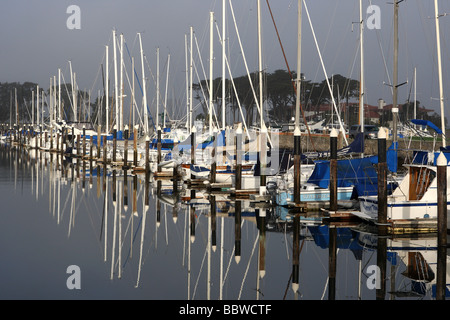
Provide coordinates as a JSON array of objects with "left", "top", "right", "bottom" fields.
[{"left": 357, "top": 162, "right": 450, "bottom": 224}]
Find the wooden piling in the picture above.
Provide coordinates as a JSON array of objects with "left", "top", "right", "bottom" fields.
[
  {"left": 145, "top": 136, "right": 150, "bottom": 176},
  {"left": 436, "top": 152, "right": 447, "bottom": 247},
  {"left": 190, "top": 126, "right": 196, "bottom": 200},
  {"left": 259, "top": 126, "right": 267, "bottom": 195},
  {"left": 210, "top": 128, "right": 217, "bottom": 184},
  {"left": 235, "top": 124, "right": 242, "bottom": 191},
  {"left": 103, "top": 135, "right": 107, "bottom": 164},
  {"left": 89, "top": 136, "right": 93, "bottom": 161},
  {"left": 82, "top": 127, "right": 86, "bottom": 158},
  {"left": 436, "top": 152, "right": 447, "bottom": 300},
  {"left": 377, "top": 127, "right": 387, "bottom": 231},
  {"left": 293, "top": 127, "right": 301, "bottom": 205},
  {"left": 328, "top": 225, "right": 337, "bottom": 300},
  {"left": 133, "top": 125, "right": 138, "bottom": 167},
  {"left": 210, "top": 195, "right": 216, "bottom": 251},
  {"left": 123, "top": 126, "right": 129, "bottom": 170},
  {"left": 329, "top": 129, "right": 338, "bottom": 212},
  {"left": 235, "top": 200, "right": 241, "bottom": 263},
  {"left": 113, "top": 127, "right": 117, "bottom": 163},
  {"left": 157, "top": 126, "right": 162, "bottom": 172},
  {"left": 292, "top": 213, "right": 300, "bottom": 294},
  {"left": 97, "top": 125, "right": 101, "bottom": 160}
]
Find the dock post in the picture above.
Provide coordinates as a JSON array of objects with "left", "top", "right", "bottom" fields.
[
  {"left": 235, "top": 200, "right": 241, "bottom": 263},
  {"left": 157, "top": 126, "right": 162, "bottom": 172},
  {"left": 210, "top": 128, "right": 217, "bottom": 184},
  {"left": 145, "top": 136, "right": 150, "bottom": 176},
  {"left": 190, "top": 126, "right": 196, "bottom": 199},
  {"left": 133, "top": 125, "right": 138, "bottom": 167},
  {"left": 61, "top": 126, "right": 65, "bottom": 157},
  {"left": 235, "top": 123, "right": 242, "bottom": 190},
  {"left": 50, "top": 126, "right": 53, "bottom": 151},
  {"left": 82, "top": 126, "right": 86, "bottom": 159},
  {"left": 97, "top": 125, "right": 101, "bottom": 160},
  {"left": 329, "top": 128, "right": 338, "bottom": 212},
  {"left": 113, "top": 126, "right": 117, "bottom": 163},
  {"left": 293, "top": 127, "right": 302, "bottom": 205},
  {"left": 259, "top": 126, "right": 267, "bottom": 195},
  {"left": 210, "top": 195, "right": 217, "bottom": 251},
  {"left": 292, "top": 213, "right": 300, "bottom": 295},
  {"left": 377, "top": 127, "right": 387, "bottom": 229},
  {"left": 190, "top": 125, "right": 196, "bottom": 177},
  {"left": 328, "top": 225, "right": 337, "bottom": 300},
  {"left": 123, "top": 125, "right": 129, "bottom": 170},
  {"left": 436, "top": 152, "right": 447, "bottom": 300},
  {"left": 103, "top": 135, "right": 107, "bottom": 164},
  {"left": 39, "top": 125, "right": 42, "bottom": 150},
  {"left": 376, "top": 127, "right": 388, "bottom": 300},
  {"left": 89, "top": 136, "right": 93, "bottom": 161}
]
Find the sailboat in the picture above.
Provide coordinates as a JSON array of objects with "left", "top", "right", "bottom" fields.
[{"left": 356, "top": 0, "right": 448, "bottom": 228}]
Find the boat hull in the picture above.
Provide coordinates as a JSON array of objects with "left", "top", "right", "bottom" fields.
[{"left": 276, "top": 186, "right": 354, "bottom": 205}]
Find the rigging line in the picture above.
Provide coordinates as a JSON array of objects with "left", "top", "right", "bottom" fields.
[
  {"left": 265, "top": 0, "right": 317, "bottom": 151},
  {"left": 228, "top": 1, "right": 264, "bottom": 128},
  {"left": 370, "top": 0, "right": 392, "bottom": 97},
  {"left": 192, "top": 240, "right": 208, "bottom": 299},
  {"left": 228, "top": 0, "right": 273, "bottom": 147},
  {"left": 237, "top": 228, "right": 259, "bottom": 300},
  {"left": 215, "top": 22, "right": 251, "bottom": 139},
  {"left": 124, "top": 40, "right": 156, "bottom": 132},
  {"left": 303, "top": 0, "right": 348, "bottom": 146},
  {"left": 193, "top": 28, "right": 221, "bottom": 130}
]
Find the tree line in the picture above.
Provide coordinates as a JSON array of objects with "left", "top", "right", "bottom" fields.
[{"left": 0, "top": 71, "right": 445, "bottom": 131}]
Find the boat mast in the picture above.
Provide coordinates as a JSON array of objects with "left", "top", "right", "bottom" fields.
[
  {"left": 32, "top": 90, "right": 34, "bottom": 128},
  {"left": 222, "top": 0, "right": 226, "bottom": 130},
  {"left": 392, "top": 1, "right": 400, "bottom": 147},
  {"left": 185, "top": 34, "right": 189, "bottom": 131},
  {"left": 15, "top": 88, "right": 18, "bottom": 128},
  {"left": 359, "top": 0, "right": 365, "bottom": 140},
  {"left": 36, "top": 86, "right": 39, "bottom": 128},
  {"left": 138, "top": 32, "right": 149, "bottom": 136},
  {"left": 106, "top": 45, "right": 109, "bottom": 132},
  {"left": 257, "top": 0, "right": 264, "bottom": 131},
  {"left": 113, "top": 30, "right": 119, "bottom": 133},
  {"left": 156, "top": 47, "right": 160, "bottom": 130},
  {"left": 164, "top": 53, "right": 170, "bottom": 129},
  {"left": 190, "top": 26, "right": 194, "bottom": 134},
  {"left": 209, "top": 11, "right": 214, "bottom": 136},
  {"left": 120, "top": 33, "right": 124, "bottom": 133},
  {"left": 434, "top": 0, "right": 446, "bottom": 147},
  {"left": 293, "top": 0, "right": 302, "bottom": 219},
  {"left": 58, "top": 68, "right": 61, "bottom": 122}
]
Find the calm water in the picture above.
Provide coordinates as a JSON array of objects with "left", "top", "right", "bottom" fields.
[{"left": 0, "top": 142, "right": 448, "bottom": 301}]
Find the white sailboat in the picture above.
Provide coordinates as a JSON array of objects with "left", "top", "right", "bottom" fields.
[{"left": 356, "top": 0, "right": 448, "bottom": 228}]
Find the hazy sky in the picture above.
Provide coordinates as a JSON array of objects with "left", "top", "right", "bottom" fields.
[{"left": 1, "top": 0, "right": 449, "bottom": 122}]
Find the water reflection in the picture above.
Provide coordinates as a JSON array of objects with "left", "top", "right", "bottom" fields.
[{"left": 0, "top": 142, "right": 449, "bottom": 300}]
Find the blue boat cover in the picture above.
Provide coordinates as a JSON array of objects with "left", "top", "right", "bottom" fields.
[
  {"left": 307, "top": 142, "right": 398, "bottom": 197},
  {"left": 410, "top": 119, "right": 442, "bottom": 134}
]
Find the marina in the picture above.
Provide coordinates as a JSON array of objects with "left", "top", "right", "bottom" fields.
[
  {"left": 0, "top": 125, "right": 449, "bottom": 300},
  {"left": 0, "top": 0, "right": 449, "bottom": 302}
]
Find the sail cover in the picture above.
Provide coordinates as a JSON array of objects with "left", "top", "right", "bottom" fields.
[{"left": 307, "top": 155, "right": 379, "bottom": 196}]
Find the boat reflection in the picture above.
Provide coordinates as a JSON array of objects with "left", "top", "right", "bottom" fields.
[{"left": 1, "top": 142, "right": 448, "bottom": 300}]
